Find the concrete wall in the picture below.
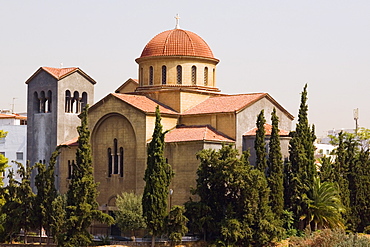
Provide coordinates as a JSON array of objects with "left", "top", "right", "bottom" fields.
[
  {"left": 0, "top": 125, "right": 27, "bottom": 185},
  {"left": 236, "top": 97, "right": 292, "bottom": 153}
]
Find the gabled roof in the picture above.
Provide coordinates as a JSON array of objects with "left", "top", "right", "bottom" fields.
[
  {"left": 183, "top": 93, "right": 267, "bottom": 115},
  {"left": 182, "top": 93, "right": 294, "bottom": 119},
  {"left": 111, "top": 93, "right": 178, "bottom": 115},
  {"left": 165, "top": 125, "right": 234, "bottom": 143},
  {"left": 0, "top": 113, "right": 27, "bottom": 120},
  {"left": 25, "top": 67, "right": 97, "bottom": 84},
  {"left": 243, "top": 123, "right": 290, "bottom": 136},
  {"left": 115, "top": 78, "right": 139, "bottom": 93},
  {"left": 61, "top": 137, "right": 78, "bottom": 146}
]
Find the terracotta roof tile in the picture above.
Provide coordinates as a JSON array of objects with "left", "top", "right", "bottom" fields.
[
  {"left": 42, "top": 67, "right": 78, "bottom": 79},
  {"left": 244, "top": 123, "right": 290, "bottom": 136},
  {"left": 111, "top": 93, "right": 178, "bottom": 114},
  {"left": 0, "top": 113, "right": 27, "bottom": 120},
  {"left": 165, "top": 125, "right": 234, "bottom": 143},
  {"left": 140, "top": 29, "right": 216, "bottom": 59},
  {"left": 183, "top": 93, "right": 267, "bottom": 115},
  {"left": 61, "top": 137, "right": 78, "bottom": 146}
]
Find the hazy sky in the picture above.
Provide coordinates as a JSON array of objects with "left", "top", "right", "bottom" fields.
[{"left": 1, "top": 1, "right": 369, "bottom": 137}]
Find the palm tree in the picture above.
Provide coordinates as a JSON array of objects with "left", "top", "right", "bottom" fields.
[{"left": 301, "top": 176, "right": 345, "bottom": 231}]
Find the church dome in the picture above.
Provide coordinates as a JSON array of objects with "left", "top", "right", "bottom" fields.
[{"left": 139, "top": 28, "right": 215, "bottom": 59}]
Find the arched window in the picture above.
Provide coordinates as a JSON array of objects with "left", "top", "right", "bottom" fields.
[
  {"left": 213, "top": 68, "right": 216, "bottom": 85},
  {"left": 120, "top": 147, "right": 124, "bottom": 177},
  {"left": 140, "top": 67, "right": 143, "bottom": 86},
  {"left": 108, "top": 139, "right": 124, "bottom": 177},
  {"left": 65, "top": 90, "right": 71, "bottom": 113},
  {"left": 81, "top": 92, "right": 88, "bottom": 110},
  {"left": 191, "top": 66, "right": 197, "bottom": 85},
  {"left": 177, "top": 65, "right": 182, "bottom": 84},
  {"left": 72, "top": 91, "right": 80, "bottom": 113},
  {"left": 34, "top": 92, "right": 40, "bottom": 113},
  {"left": 108, "top": 148, "right": 112, "bottom": 177},
  {"left": 114, "top": 139, "right": 118, "bottom": 174},
  {"left": 162, "top": 66, "right": 167, "bottom": 85},
  {"left": 40, "top": 91, "right": 46, "bottom": 113},
  {"left": 149, "top": 66, "right": 154, "bottom": 85},
  {"left": 204, "top": 67, "right": 208, "bottom": 86},
  {"left": 46, "top": 90, "right": 52, "bottom": 113}
]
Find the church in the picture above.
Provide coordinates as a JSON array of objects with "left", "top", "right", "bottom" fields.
[{"left": 26, "top": 19, "right": 293, "bottom": 218}]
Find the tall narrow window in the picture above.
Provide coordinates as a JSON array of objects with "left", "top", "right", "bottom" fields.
[
  {"left": 68, "top": 160, "right": 73, "bottom": 179},
  {"left": 108, "top": 148, "right": 112, "bottom": 177},
  {"left": 34, "top": 92, "right": 40, "bottom": 113},
  {"left": 72, "top": 91, "right": 80, "bottom": 113},
  {"left": 204, "top": 67, "right": 208, "bottom": 86},
  {"left": 114, "top": 139, "right": 118, "bottom": 174},
  {"left": 120, "top": 147, "right": 124, "bottom": 177},
  {"left": 47, "top": 90, "right": 52, "bottom": 113},
  {"left": 81, "top": 92, "right": 88, "bottom": 110},
  {"left": 149, "top": 66, "right": 154, "bottom": 85},
  {"left": 40, "top": 91, "right": 46, "bottom": 113},
  {"left": 177, "top": 65, "right": 182, "bottom": 84},
  {"left": 213, "top": 68, "right": 216, "bottom": 85},
  {"left": 140, "top": 68, "right": 143, "bottom": 86},
  {"left": 65, "top": 90, "right": 71, "bottom": 113},
  {"left": 191, "top": 66, "right": 197, "bottom": 85},
  {"left": 162, "top": 65, "right": 167, "bottom": 85}
]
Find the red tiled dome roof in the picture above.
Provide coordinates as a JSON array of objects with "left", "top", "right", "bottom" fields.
[{"left": 140, "top": 29, "right": 215, "bottom": 59}]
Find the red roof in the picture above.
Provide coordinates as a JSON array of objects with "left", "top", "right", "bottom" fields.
[
  {"left": 183, "top": 93, "right": 267, "bottom": 115},
  {"left": 165, "top": 125, "right": 234, "bottom": 143},
  {"left": 0, "top": 113, "right": 27, "bottom": 120},
  {"left": 42, "top": 67, "right": 78, "bottom": 79},
  {"left": 111, "top": 93, "right": 178, "bottom": 114},
  {"left": 140, "top": 29, "right": 216, "bottom": 60},
  {"left": 61, "top": 137, "right": 78, "bottom": 146},
  {"left": 244, "top": 123, "right": 290, "bottom": 136},
  {"left": 25, "top": 67, "right": 97, "bottom": 84}
]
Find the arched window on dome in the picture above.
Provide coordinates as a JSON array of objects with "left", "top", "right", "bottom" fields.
[
  {"left": 213, "top": 68, "right": 216, "bottom": 85},
  {"left": 177, "top": 65, "right": 182, "bottom": 84},
  {"left": 191, "top": 66, "right": 197, "bottom": 85},
  {"left": 140, "top": 68, "right": 143, "bottom": 86},
  {"left": 204, "top": 67, "right": 208, "bottom": 86},
  {"left": 162, "top": 66, "right": 167, "bottom": 85},
  {"left": 149, "top": 66, "right": 154, "bottom": 85}
]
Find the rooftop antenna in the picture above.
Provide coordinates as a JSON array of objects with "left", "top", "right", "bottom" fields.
[
  {"left": 175, "top": 14, "right": 180, "bottom": 29},
  {"left": 353, "top": 108, "right": 359, "bottom": 134},
  {"left": 11, "top": 98, "right": 17, "bottom": 114}
]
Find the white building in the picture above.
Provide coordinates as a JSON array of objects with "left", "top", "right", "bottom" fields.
[{"left": 0, "top": 112, "right": 27, "bottom": 185}]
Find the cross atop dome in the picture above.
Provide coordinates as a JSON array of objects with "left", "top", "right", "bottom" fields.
[{"left": 175, "top": 14, "right": 180, "bottom": 29}]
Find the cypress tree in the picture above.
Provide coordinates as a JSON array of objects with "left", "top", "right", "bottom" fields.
[
  {"left": 142, "top": 106, "right": 174, "bottom": 247},
  {"left": 255, "top": 110, "right": 267, "bottom": 172},
  {"left": 63, "top": 105, "right": 113, "bottom": 247},
  {"left": 34, "top": 147, "right": 61, "bottom": 244},
  {"left": 267, "top": 108, "right": 284, "bottom": 220},
  {"left": 286, "top": 84, "right": 316, "bottom": 229}
]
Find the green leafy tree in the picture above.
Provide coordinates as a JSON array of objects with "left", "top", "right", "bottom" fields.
[
  {"left": 255, "top": 110, "right": 267, "bottom": 173},
  {"left": 166, "top": 205, "right": 188, "bottom": 246},
  {"left": 15, "top": 161, "right": 36, "bottom": 244},
  {"left": 301, "top": 177, "right": 345, "bottom": 231},
  {"left": 1, "top": 170, "right": 20, "bottom": 243},
  {"left": 115, "top": 192, "right": 146, "bottom": 240},
  {"left": 194, "top": 144, "right": 282, "bottom": 246},
  {"left": 63, "top": 105, "right": 114, "bottom": 247},
  {"left": 0, "top": 130, "right": 8, "bottom": 190},
  {"left": 34, "top": 147, "right": 62, "bottom": 244},
  {"left": 285, "top": 84, "right": 316, "bottom": 230},
  {"left": 267, "top": 108, "right": 284, "bottom": 220},
  {"left": 50, "top": 194, "right": 67, "bottom": 246},
  {"left": 142, "top": 106, "right": 174, "bottom": 247}
]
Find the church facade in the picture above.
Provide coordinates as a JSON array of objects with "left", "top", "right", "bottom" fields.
[{"left": 26, "top": 24, "right": 293, "bottom": 214}]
